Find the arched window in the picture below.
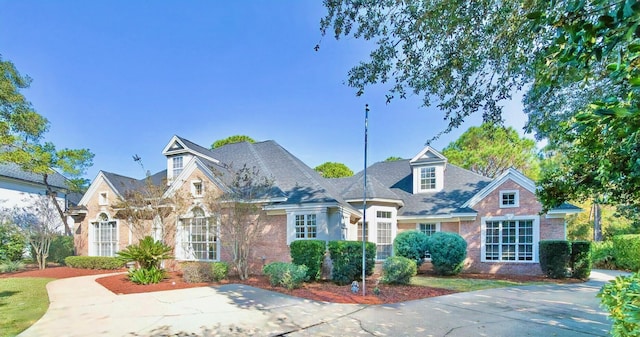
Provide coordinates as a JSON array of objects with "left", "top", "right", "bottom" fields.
[
  {"left": 179, "top": 207, "right": 219, "bottom": 261},
  {"left": 91, "top": 213, "right": 117, "bottom": 257}
]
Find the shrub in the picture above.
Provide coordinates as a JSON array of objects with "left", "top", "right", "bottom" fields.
[
  {"left": 290, "top": 240, "right": 325, "bottom": 281},
  {"left": 116, "top": 236, "right": 173, "bottom": 270},
  {"left": 592, "top": 240, "right": 617, "bottom": 269},
  {"left": 128, "top": 266, "right": 166, "bottom": 285},
  {"left": 381, "top": 256, "right": 417, "bottom": 285},
  {"left": 64, "top": 256, "right": 123, "bottom": 269},
  {"left": 0, "top": 260, "right": 25, "bottom": 273},
  {"left": 393, "top": 231, "right": 429, "bottom": 267},
  {"left": 570, "top": 241, "right": 592, "bottom": 279},
  {"left": 181, "top": 262, "right": 213, "bottom": 283},
  {"left": 613, "top": 235, "right": 640, "bottom": 271},
  {"left": 0, "top": 221, "right": 26, "bottom": 262},
  {"left": 48, "top": 235, "right": 74, "bottom": 264},
  {"left": 211, "top": 261, "right": 229, "bottom": 282},
  {"left": 262, "top": 262, "right": 309, "bottom": 290},
  {"left": 426, "top": 232, "right": 467, "bottom": 276},
  {"left": 327, "top": 240, "right": 376, "bottom": 285},
  {"left": 598, "top": 272, "right": 640, "bottom": 337},
  {"left": 539, "top": 240, "right": 571, "bottom": 279}
]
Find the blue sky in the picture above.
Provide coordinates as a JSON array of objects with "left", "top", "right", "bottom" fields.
[{"left": 1, "top": 1, "right": 530, "bottom": 181}]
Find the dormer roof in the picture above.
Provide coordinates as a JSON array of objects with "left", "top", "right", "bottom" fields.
[
  {"left": 409, "top": 146, "right": 447, "bottom": 166},
  {"left": 162, "top": 135, "right": 220, "bottom": 164}
]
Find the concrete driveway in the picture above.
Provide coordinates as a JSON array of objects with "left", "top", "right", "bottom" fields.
[{"left": 18, "top": 270, "right": 625, "bottom": 337}]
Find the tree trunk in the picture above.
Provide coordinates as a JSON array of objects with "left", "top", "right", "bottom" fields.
[
  {"left": 43, "top": 173, "right": 72, "bottom": 236},
  {"left": 593, "top": 202, "right": 602, "bottom": 242}
]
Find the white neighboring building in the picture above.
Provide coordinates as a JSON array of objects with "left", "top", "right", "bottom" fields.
[{"left": 0, "top": 163, "right": 78, "bottom": 232}]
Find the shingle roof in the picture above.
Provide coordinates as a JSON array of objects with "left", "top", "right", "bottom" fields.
[
  {"left": 335, "top": 159, "right": 492, "bottom": 216},
  {"left": 0, "top": 162, "right": 69, "bottom": 189},
  {"left": 333, "top": 174, "right": 401, "bottom": 201},
  {"left": 102, "top": 170, "right": 168, "bottom": 197}
]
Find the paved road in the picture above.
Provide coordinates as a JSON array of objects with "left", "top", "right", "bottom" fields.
[{"left": 18, "top": 270, "right": 626, "bottom": 337}]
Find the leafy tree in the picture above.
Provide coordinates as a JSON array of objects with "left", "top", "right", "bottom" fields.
[
  {"left": 206, "top": 164, "right": 274, "bottom": 280},
  {"left": 0, "top": 220, "right": 26, "bottom": 262},
  {"left": 565, "top": 200, "right": 636, "bottom": 241},
  {"left": 321, "top": 1, "right": 640, "bottom": 215},
  {"left": 385, "top": 156, "right": 403, "bottom": 161},
  {"left": 442, "top": 123, "right": 540, "bottom": 179},
  {"left": 0, "top": 57, "right": 93, "bottom": 235},
  {"left": 211, "top": 135, "right": 255, "bottom": 149},
  {"left": 314, "top": 161, "right": 354, "bottom": 178}
]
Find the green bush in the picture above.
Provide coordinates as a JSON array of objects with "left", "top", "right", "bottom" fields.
[
  {"left": 117, "top": 236, "right": 173, "bottom": 270},
  {"left": 0, "top": 221, "right": 26, "bottom": 262},
  {"left": 327, "top": 240, "right": 376, "bottom": 285},
  {"left": 592, "top": 240, "right": 617, "bottom": 269},
  {"left": 128, "top": 266, "right": 166, "bottom": 285},
  {"left": 426, "top": 232, "right": 467, "bottom": 276},
  {"left": 290, "top": 240, "right": 325, "bottom": 281},
  {"left": 211, "top": 261, "right": 229, "bottom": 282},
  {"left": 0, "top": 260, "right": 25, "bottom": 273},
  {"left": 393, "top": 231, "right": 429, "bottom": 267},
  {"left": 570, "top": 241, "right": 592, "bottom": 279},
  {"left": 539, "top": 240, "right": 571, "bottom": 279},
  {"left": 262, "top": 262, "right": 309, "bottom": 290},
  {"left": 48, "top": 235, "right": 74, "bottom": 264},
  {"left": 598, "top": 272, "right": 640, "bottom": 337},
  {"left": 181, "top": 262, "right": 213, "bottom": 283},
  {"left": 381, "top": 256, "right": 417, "bottom": 285},
  {"left": 613, "top": 235, "right": 640, "bottom": 271},
  {"left": 64, "top": 256, "right": 123, "bottom": 269}
]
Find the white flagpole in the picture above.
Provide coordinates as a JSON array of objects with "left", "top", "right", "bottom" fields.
[{"left": 362, "top": 104, "right": 369, "bottom": 296}]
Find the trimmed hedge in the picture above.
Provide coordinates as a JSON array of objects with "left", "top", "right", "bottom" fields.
[
  {"left": 290, "top": 239, "right": 325, "bottom": 281},
  {"left": 181, "top": 262, "right": 213, "bottom": 283},
  {"left": 393, "top": 230, "right": 429, "bottom": 267},
  {"left": 64, "top": 256, "right": 123, "bottom": 269},
  {"left": 598, "top": 272, "right": 640, "bottom": 337},
  {"left": 211, "top": 261, "right": 229, "bottom": 282},
  {"left": 613, "top": 234, "right": 640, "bottom": 271},
  {"left": 570, "top": 241, "right": 592, "bottom": 279},
  {"left": 539, "top": 240, "right": 571, "bottom": 279},
  {"left": 426, "top": 232, "right": 467, "bottom": 276},
  {"left": 262, "top": 262, "right": 308, "bottom": 290},
  {"left": 592, "top": 240, "right": 617, "bottom": 269},
  {"left": 381, "top": 256, "right": 417, "bottom": 285},
  {"left": 327, "top": 240, "right": 376, "bottom": 285}
]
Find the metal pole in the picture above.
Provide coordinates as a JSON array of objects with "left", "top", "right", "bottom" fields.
[{"left": 362, "top": 104, "right": 369, "bottom": 296}]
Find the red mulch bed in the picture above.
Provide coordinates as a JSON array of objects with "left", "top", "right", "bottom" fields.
[{"left": 2, "top": 266, "right": 576, "bottom": 305}]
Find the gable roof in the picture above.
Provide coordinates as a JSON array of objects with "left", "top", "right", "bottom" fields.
[
  {"left": 0, "top": 162, "right": 70, "bottom": 190},
  {"left": 461, "top": 168, "right": 535, "bottom": 208},
  {"left": 79, "top": 170, "right": 168, "bottom": 206},
  {"left": 162, "top": 135, "right": 220, "bottom": 164},
  {"left": 409, "top": 146, "right": 447, "bottom": 165}
]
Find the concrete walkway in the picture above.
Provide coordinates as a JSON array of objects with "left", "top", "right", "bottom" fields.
[{"left": 18, "top": 270, "right": 627, "bottom": 337}]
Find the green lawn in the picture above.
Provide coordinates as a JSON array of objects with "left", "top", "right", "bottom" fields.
[
  {"left": 0, "top": 277, "right": 53, "bottom": 337},
  {"left": 411, "top": 275, "right": 543, "bottom": 292}
]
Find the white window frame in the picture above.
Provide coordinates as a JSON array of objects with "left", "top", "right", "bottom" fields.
[
  {"left": 376, "top": 221, "right": 393, "bottom": 260},
  {"left": 418, "top": 223, "right": 441, "bottom": 259},
  {"left": 420, "top": 167, "right": 437, "bottom": 190},
  {"left": 295, "top": 214, "right": 317, "bottom": 239},
  {"left": 177, "top": 207, "right": 220, "bottom": 261},
  {"left": 413, "top": 165, "right": 444, "bottom": 193},
  {"left": 480, "top": 215, "right": 539, "bottom": 263},
  {"left": 173, "top": 156, "right": 184, "bottom": 177},
  {"left": 98, "top": 192, "right": 108, "bottom": 206},
  {"left": 191, "top": 180, "right": 204, "bottom": 197},
  {"left": 89, "top": 213, "right": 118, "bottom": 257},
  {"left": 499, "top": 190, "right": 520, "bottom": 208}
]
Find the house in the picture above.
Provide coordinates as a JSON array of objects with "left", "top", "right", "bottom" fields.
[
  {"left": 0, "top": 162, "right": 79, "bottom": 232},
  {"left": 74, "top": 135, "right": 580, "bottom": 275}
]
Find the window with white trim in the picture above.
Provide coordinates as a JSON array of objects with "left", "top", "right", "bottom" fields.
[
  {"left": 484, "top": 219, "right": 534, "bottom": 261},
  {"left": 376, "top": 222, "right": 392, "bottom": 260},
  {"left": 173, "top": 156, "right": 184, "bottom": 177},
  {"left": 192, "top": 181, "right": 203, "bottom": 197},
  {"left": 420, "top": 167, "right": 436, "bottom": 190},
  {"left": 98, "top": 192, "right": 108, "bottom": 205},
  {"left": 500, "top": 190, "right": 519, "bottom": 208},
  {"left": 357, "top": 221, "right": 368, "bottom": 241},
  {"left": 295, "top": 214, "right": 317, "bottom": 239},
  {"left": 419, "top": 223, "right": 440, "bottom": 258},
  {"left": 181, "top": 207, "right": 218, "bottom": 260},
  {"left": 91, "top": 213, "right": 117, "bottom": 257}
]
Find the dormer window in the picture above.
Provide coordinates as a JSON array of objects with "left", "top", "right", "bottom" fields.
[
  {"left": 172, "top": 156, "right": 184, "bottom": 177},
  {"left": 500, "top": 190, "right": 519, "bottom": 208},
  {"left": 420, "top": 167, "right": 436, "bottom": 190}
]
